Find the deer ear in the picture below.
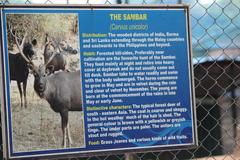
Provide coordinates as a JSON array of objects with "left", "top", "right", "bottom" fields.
[
  {"left": 46, "top": 65, "right": 55, "bottom": 75},
  {"left": 45, "top": 69, "right": 50, "bottom": 75},
  {"left": 32, "top": 39, "right": 37, "bottom": 46}
]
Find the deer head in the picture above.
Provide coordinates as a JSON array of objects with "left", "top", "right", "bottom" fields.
[{"left": 9, "top": 25, "right": 37, "bottom": 63}]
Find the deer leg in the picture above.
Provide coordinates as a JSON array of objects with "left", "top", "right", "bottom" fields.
[
  {"left": 17, "top": 81, "right": 23, "bottom": 108},
  {"left": 60, "top": 110, "right": 68, "bottom": 148},
  {"left": 67, "top": 124, "right": 72, "bottom": 146},
  {"left": 23, "top": 80, "right": 27, "bottom": 108}
]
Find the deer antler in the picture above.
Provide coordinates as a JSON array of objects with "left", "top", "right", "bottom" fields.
[
  {"left": 20, "top": 32, "right": 28, "bottom": 49},
  {"left": 9, "top": 25, "right": 30, "bottom": 63},
  {"left": 44, "top": 52, "right": 57, "bottom": 67}
]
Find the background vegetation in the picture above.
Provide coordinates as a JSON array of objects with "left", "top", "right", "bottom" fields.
[{"left": 7, "top": 13, "right": 78, "bottom": 50}]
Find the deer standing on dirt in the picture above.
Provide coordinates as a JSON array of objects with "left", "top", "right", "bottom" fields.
[
  {"left": 8, "top": 28, "right": 37, "bottom": 108},
  {"left": 30, "top": 57, "right": 82, "bottom": 147}
]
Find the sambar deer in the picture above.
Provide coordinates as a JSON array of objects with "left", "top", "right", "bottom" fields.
[
  {"left": 8, "top": 27, "right": 37, "bottom": 108},
  {"left": 30, "top": 56, "right": 82, "bottom": 147},
  {"left": 43, "top": 33, "right": 66, "bottom": 74}
]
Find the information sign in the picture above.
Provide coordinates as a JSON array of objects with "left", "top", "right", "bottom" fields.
[{"left": 0, "top": 5, "right": 197, "bottom": 159}]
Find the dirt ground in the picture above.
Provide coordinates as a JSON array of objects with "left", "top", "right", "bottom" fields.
[{"left": 10, "top": 74, "right": 85, "bottom": 152}]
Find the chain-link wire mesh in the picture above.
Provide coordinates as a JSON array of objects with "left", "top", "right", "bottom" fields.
[{"left": 1, "top": 0, "right": 240, "bottom": 159}]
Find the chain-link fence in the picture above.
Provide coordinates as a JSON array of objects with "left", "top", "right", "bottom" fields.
[{"left": 1, "top": 0, "right": 240, "bottom": 159}]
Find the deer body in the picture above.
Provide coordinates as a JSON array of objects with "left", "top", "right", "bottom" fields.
[
  {"left": 34, "top": 70, "right": 82, "bottom": 111},
  {"left": 33, "top": 66, "right": 82, "bottom": 147},
  {"left": 9, "top": 53, "right": 29, "bottom": 81},
  {"left": 9, "top": 40, "right": 36, "bottom": 108}
]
